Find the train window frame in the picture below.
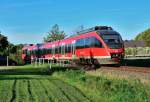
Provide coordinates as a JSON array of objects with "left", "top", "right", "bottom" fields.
[{"left": 76, "top": 37, "right": 103, "bottom": 49}]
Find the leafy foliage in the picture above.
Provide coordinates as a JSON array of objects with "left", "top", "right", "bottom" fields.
[
  {"left": 0, "top": 31, "right": 24, "bottom": 65},
  {"left": 44, "top": 24, "right": 66, "bottom": 42},
  {"left": 125, "top": 47, "right": 150, "bottom": 56},
  {"left": 9, "top": 44, "right": 24, "bottom": 65},
  {"left": 0, "top": 32, "right": 9, "bottom": 54},
  {"left": 135, "top": 28, "right": 150, "bottom": 46}
]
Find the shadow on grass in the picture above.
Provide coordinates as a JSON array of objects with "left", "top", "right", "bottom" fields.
[
  {"left": 121, "top": 58, "right": 150, "bottom": 67},
  {"left": 0, "top": 76, "right": 37, "bottom": 80},
  {"left": 0, "top": 66, "right": 70, "bottom": 76}
]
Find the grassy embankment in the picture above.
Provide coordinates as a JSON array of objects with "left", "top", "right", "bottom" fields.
[{"left": 0, "top": 65, "right": 150, "bottom": 102}]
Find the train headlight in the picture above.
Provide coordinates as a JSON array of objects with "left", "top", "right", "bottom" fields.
[{"left": 111, "top": 53, "right": 120, "bottom": 58}]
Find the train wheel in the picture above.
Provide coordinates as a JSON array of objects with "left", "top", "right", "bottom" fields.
[{"left": 91, "top": 59, "right": 101, "bottom": 70}]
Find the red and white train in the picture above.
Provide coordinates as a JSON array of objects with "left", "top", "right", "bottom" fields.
[{"left": 22, "top": 26, "right": 124, "bottom": 66}]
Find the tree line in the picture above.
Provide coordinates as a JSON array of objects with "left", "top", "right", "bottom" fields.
[{"left": 135, "top": 28, "right": 150, "bottom": 47}]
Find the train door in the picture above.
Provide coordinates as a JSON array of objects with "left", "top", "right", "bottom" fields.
[
  {"left": 71, "top": 40, "right": 76, "bottom": 59},
  {"left": 52, "top": 45, "right": 55, "bottom": 58},
  {"left": 61, "top": 43, "right": 65, "bottom": 59}
]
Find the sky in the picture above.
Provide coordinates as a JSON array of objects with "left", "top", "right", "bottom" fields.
[{"left": 0, "top": 0, "right": 150, "bottom": 44}]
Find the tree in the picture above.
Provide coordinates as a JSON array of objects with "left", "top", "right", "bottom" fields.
[
  {"left": 44, "top": 24, "right": 66, "bottom": 42},
  {"left": 135, "top": 28, "right": 150, "bottom": 46},
  {"left": 8, "top": 44, "right": 24, "bottom": 65},
  {"left": 0, "top": 32, "right": 9, "bottom": 53}
]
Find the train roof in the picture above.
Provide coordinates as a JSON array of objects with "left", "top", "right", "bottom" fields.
[
  {"left": 69, "top": 26, "right": 113, "bottom": 38},
  {"left": 98, "top": 30, "right": 120, "bottom": 35},
  {"left": 23, "top": 26, "right": 119, "bottom": 50}
]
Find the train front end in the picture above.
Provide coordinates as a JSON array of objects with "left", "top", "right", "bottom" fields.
[{"left": 99, "top": 30, "right": 124, "bottom": 65}]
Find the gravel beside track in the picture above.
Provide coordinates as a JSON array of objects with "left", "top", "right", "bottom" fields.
[{"left": 87, "top": 66, "right": 150, "bottom": 84}]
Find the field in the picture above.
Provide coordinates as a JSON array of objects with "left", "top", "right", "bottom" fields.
[{"left": 0, "top": 65, "right": 150, "bottom": 102}]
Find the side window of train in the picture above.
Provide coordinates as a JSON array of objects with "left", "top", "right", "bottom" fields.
[
  {"left": 68, "top": 44, "right": 71, "bottom": 53},
  {"left": 27, "top": 51, "right": 30, "bottom": 56},
  {"left": 65, "top": 44, "right": 71, "bottom": 53},
  {"left": 85, "top": 37, "right": 91, "bottom": 48},
  {"left": 50, "top": 48, "right": 52, "bottom": 54},
  {"left": 41, "top": 49, "right": 44, "bottom": 55},
  {"left": 90, "top": 37, "right": 103, "bottom": 48},
  {"left": 65, "top": 44, "right": 68, "bottom": 53},
  {"left": 76, "top": 39, "right": 84, "bottom": 49},
  {"left": 55, "top": 47, "right": 58, "bottom": 54},
  {"left": 52, "top": 47, "right": 55, "bottom": 55},
  {"left": 35, "top": 50, "right": 38, "bottom": 55},
  {"left": 61, "top": 44, "right": 65, "bottom": 55},
  {"left": 44, "top": 49, "right": 46, "bottom": 54},
  {"left": 33, "top": 50, "right": 35, "bottom": 55},
  {"left": 59, "top": 46, "right": 61, "bottom": 54},
  {"left": 45, "top": 49, "right": 48, "bottom": 54}
]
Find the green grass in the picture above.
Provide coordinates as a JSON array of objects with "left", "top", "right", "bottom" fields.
[
  {"left": 52, "top": 69, "right": 150, "bottom": 102},
  {"left": 0, "top": 65, "right": 150, "bottom": 102}
]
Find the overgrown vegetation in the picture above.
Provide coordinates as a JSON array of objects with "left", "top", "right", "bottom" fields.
[
  {"left": 135, "top": 28, "right": 150, "bottom": 47},
  {"left": 125, "top": 47, "right": 150, "bottom": 56},
  {"left": 0, "top": 65, "right": 150, "bottom": 102}
]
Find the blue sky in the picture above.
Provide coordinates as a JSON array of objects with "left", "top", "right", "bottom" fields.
[{"left": 0, "top": 0, "right": 150, "bottom": 44}]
